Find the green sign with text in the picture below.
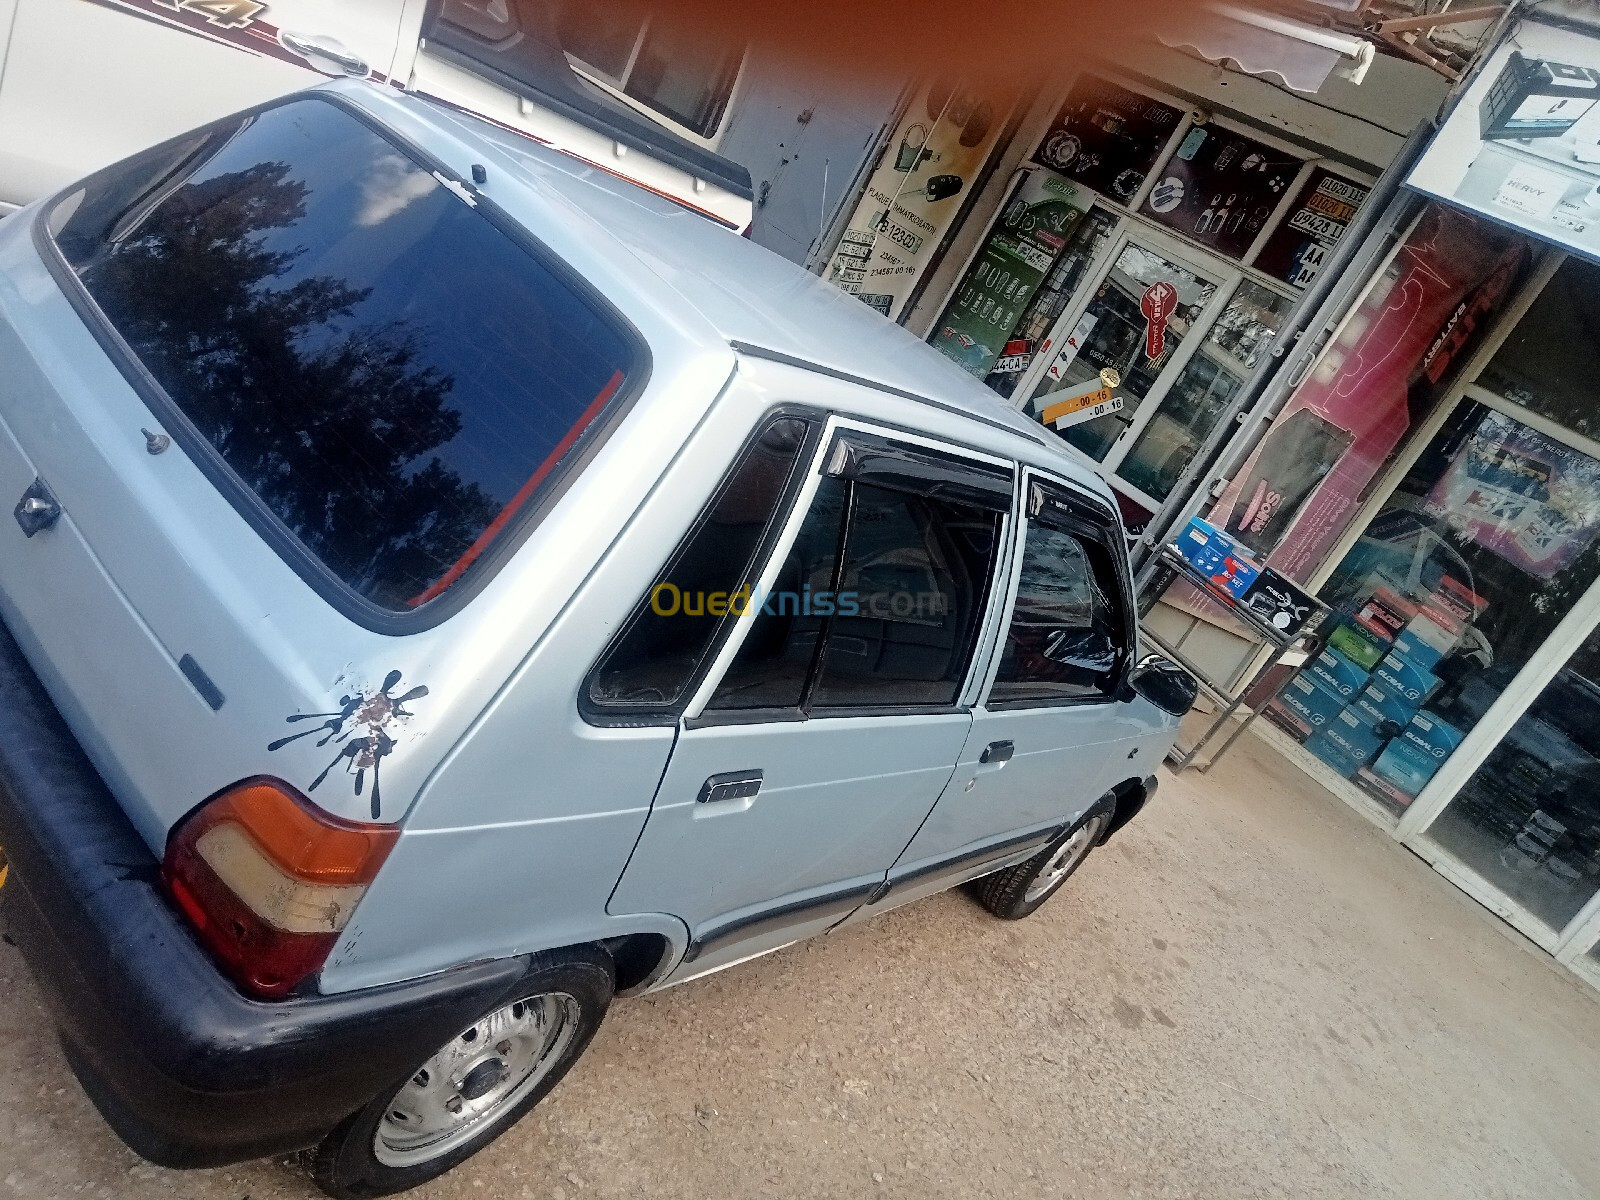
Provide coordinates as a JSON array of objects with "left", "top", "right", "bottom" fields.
[{"left": 930, "top": 170, "right": 1088, "bottom": 378}]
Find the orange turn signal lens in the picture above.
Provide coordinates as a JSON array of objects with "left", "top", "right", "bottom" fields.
[{"left": 200, "top": 779, "right": 397, "bottom": 886}]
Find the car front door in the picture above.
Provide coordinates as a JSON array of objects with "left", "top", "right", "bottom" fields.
[
  {"left": 608, "top": 420, "right": 1013, "bottom": 982},
  {"left": 875, "top": 470, "right": 1148, "bottom": 908}
]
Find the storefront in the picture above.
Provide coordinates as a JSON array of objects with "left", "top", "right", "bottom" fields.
[
  {"left": 819, "top": 49, "right": 1433, "bottom": 534},
  {"left": 815, "top": 8, "right": 1600, "bottom": 988},
  {"left": 1244, "top": 11, "right": 1600, "bottom": 987},
  {"left": 821, "top": 51, "right": 1415, "bottom": 535}
]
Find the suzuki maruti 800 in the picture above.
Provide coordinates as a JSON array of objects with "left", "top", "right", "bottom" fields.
[{"left": 0, "top": 80, "right": 1195, "bottom": 1197}]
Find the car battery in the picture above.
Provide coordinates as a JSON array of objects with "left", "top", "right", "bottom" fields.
[
  {"left": 1307, "top": 646, "right": 1371, "bottom": 699},
  {"left": 1272, "top": 671, "right": 1349, "bottom": 737}
]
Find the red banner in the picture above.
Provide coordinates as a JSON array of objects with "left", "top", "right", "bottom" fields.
[{"left": 1209, "top": 205, "right": 1529, "bottom": 583}]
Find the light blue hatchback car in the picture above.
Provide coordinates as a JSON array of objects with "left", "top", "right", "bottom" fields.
[{"left": 0, "top": 79, "right": 1195, "bottom": 1197}]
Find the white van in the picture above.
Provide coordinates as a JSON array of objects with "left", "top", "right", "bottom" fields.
[{"left": 0, "top": 0, "right": 754, "bottom": 228}]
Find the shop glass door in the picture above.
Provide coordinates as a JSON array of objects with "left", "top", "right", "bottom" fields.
[
  {"left": 1114, "top": 280, "right": 1295, "bottom": 506},
  {"left": 1017, "top": 230, "right": 1235, "bottom": 476},
  {"left": 1398, "top": 254, "right": 1600, "bottom": 950}
]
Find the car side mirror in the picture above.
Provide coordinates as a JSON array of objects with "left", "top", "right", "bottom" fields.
[{"left": 1127, "top": 654, "right": 1198, "bottom": 717}]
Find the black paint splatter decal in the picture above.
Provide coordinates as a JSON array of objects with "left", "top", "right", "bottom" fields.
[{"left": 269, "top": 670, "right": 429, "bottom": 819}]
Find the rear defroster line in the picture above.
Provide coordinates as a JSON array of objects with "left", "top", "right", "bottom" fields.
[{"left": 406, "top": 369, "right": 626, "bottom": 607}]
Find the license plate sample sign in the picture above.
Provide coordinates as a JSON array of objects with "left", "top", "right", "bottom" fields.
[{"left": 1040, "top": 373, "right": 1123, "bottom": 429}]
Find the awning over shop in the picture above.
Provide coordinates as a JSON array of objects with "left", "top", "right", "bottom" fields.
[{"left": 1157, "top": 2, "right": 1376, "bottom": 92}]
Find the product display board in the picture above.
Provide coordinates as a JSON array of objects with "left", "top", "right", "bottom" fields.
[
  {"left": 1425, "top": 407, "right": 1600, "bottom": 580},
  {"left": 1410, "top": 20, "right": 1600, "bottom": 265},
  {"left": 930, "top": 170, "right": 1091, "bottom": 378},
  {"left": 1253, "top": 168, "right": 1370, "bottom": 289},
  {"left": 826, "top": 77, "right": 1018, "bottom": 319},
  {"left": 982, "top": 208, "right": 1120, "bottom": 398},
  {"left": 1141, "top": 124, "right": 1302, "bottom": 259},
  {"left": 1033, "top": 74, "right": 1185, "bottom": 204}
]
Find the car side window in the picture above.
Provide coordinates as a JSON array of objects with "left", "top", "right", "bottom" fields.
[
  {"left": 706, "top": 437, "right": 1005, "bottom": 715},
  {"left": 809, "top": 486, "right": 997, "bottom": 709},
  {"left": 989, "top": 512, "right": 1128, "bottom": 707},
  {"left": 705, "top": 476, "right": 849, "bottom": 710},
  {"left": 585, "top": 415, "right": 813, "bottom": 713}
]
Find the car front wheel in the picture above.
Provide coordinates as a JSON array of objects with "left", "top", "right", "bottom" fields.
[
  {"left": 308, "top": 946, "right": 614, "bottom": 1199},
  {"left": 972, "top": 804, "right": 1112, "bottom": 920}
]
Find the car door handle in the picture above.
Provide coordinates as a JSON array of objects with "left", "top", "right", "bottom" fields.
[
  {"left": 279, "top": 31, "right": 370, "bottom": 77},
  {"left": 979, "top": 740, "right": 1014, "bottom": 765},
  {"left": 698, "top": 770, "right": 763, "bottom": 805}
]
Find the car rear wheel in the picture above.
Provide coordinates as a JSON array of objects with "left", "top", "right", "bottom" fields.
[
  {"left": 308, "top": 946, "right": 614, "bottom": 1199},
  {"left": 972, "top": 804, "right": 1112, "bottom": 921}
]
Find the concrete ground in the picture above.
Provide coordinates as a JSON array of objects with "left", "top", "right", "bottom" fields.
[{"left": 4, "top": 730, "right": 1600, "bottom": 1200}]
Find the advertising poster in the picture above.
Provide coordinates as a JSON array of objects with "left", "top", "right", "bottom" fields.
[
  {"left": 1425, "top": 408, "right": 1600, "bottom": 579},
  {"left": 1225, "top": 410, "right": 1356, "bottom": 556},
  {"left": 1253, "top": 169, "right": 1371, "bottom": 289},
  {"left": 827, "top": 78, "right": 1019, "bottom": 320},
  {"left": 1205, "top": 204, "right": 1531, "bottom": 584},
  {"left": 1410, "top": 21, "right": 1600, "bottom": 264},
  {"left": 1142, "top": 125, "right": 1303, "bottom": 259},
  {"left": 1034, "top": 75, "right": 1185, "bottom": 204},
  {"left": 929, "top": 170, "right": 1090, "bottom": 377}
]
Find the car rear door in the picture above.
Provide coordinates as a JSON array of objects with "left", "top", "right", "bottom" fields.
[
  {"left": 607, "top": 420, "right": 1014, "bottom": 983},
  {"left": 874, "top": 469, "right": 1153, "bottom": 909},
  {"left": 0, "top": 0, "right": 411, "bottom": 208}
]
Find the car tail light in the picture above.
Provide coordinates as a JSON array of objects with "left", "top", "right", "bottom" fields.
[{"left": 162, "top": 778, "right": 398, "bottom": 999}]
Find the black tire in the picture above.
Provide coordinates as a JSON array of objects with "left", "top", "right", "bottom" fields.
[
  {"left": 971, "top": 801, "right": 1114, "bottom": 921},
  {"left": 308, "top": 946, "right": 615, "bottom": 1200}
]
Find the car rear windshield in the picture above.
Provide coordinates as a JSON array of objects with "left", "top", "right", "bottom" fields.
[{"left": 47, "top": 97, "right": 638, "bottom": 616}]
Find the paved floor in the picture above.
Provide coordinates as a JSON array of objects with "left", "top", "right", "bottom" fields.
[{"left": 4, "top": 731, "right": 1600, "bottom": 1200}]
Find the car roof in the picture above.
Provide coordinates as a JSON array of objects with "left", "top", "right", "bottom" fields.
[{"left": 335, "top": 82, "right": 1114, "bottom": 506}]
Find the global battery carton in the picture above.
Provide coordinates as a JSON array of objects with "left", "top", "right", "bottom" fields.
[
  {"left": 1347, "top": 693, "right": 1403, "bottom": 735},
  {"left": 1373, "top": 651, "right": 1439, "bottom": 708},
  {"left": 1270, "top": 672, "right": 1347, "bottom": 738},
  {"left": 1306, "top": 703, "right": 1388, "bottom": 777},
  {"left": 1399, "top": 710, "right": 1466, "bottom": 761},
  {"left": 1365, "top": 737, "right": 1443, "bottom": 801},
  {"left": 1326, "top": 621, "right": 1388, "bottom": 671},
  {"left": 1307, "top": 646, "right": 1371, "bottom": 698},
  {"left": 1356, "top": 764, "right": 1421, "bottom": 808},
  {"left": 1356, "top": 680, "right": 1417, "bottom": 726},
  {"left": 1391, "top": 610, "right": 1459, "bottom": 673}
]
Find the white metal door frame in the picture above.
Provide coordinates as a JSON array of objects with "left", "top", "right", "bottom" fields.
[{"left": 1012, "top": 223, "right": 1244, "bottom": 479}]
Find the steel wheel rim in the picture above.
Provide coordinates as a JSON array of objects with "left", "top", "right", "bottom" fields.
[
  {"left": 374, "top": 992, "right": 580, "bottom": 1167},
  {"left": 1024, "top": 814, "right": 1107, "bottom": 904}
]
